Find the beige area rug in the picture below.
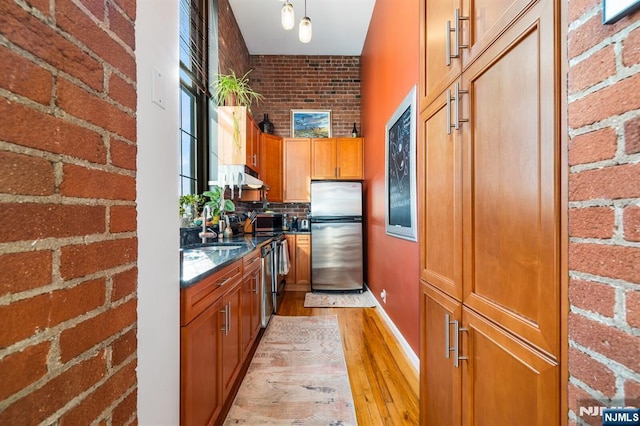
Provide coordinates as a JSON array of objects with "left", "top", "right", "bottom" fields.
[
  {"left": 304, "top": 291, "right": 377, "bottom": 308},
  {"left": 223, "top": 315, "right": 357, "bottom": 425}
]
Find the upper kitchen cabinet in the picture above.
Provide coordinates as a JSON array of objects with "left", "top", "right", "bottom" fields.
[
  {"left": 217, "top": 106, "right": 260, "bottom": 174},
  {"left": 283, "top": 138, "right": 311, "bottom": 202},
  {"left": 311, "top": 138, "right": 364, "bottom": 180},
  {"left": 260, "top": 133, "right": 283, "bottom": 202}
]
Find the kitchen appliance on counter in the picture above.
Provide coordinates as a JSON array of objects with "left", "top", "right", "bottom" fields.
[
  {"left": 310, "top": 180, "right": 364, "bottom": 292},
  {"left": 253, "top": 213, "right": 283, "bottom": 234}
]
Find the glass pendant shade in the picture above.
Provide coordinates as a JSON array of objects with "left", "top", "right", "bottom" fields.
[
  {"left": 281, "top": 2, "right": 295, "bottom": 30},
  {"left": 299, "top": 16, "right": 312, "bottom": 43}
]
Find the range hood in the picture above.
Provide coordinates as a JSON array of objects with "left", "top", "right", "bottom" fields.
[{"left": 208, "top": 165, "right": 263, "bottom": 198}]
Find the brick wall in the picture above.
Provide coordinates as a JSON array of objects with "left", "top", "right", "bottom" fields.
[
  {"left": 0, "top": 1, "right": 138, "bottom": 424},
  {"left": 567, "top": 0, "right": 640, "bottom": 422},
  {"left": 218, "top": 0, "right": 250, "bottom": 77},
  {"left": 249, "top": 55, "right": 361, "bottom": 138}
]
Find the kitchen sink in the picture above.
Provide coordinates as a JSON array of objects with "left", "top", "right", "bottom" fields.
[{"left": 194, "top": 245, "right": 243, "bottom": 251}]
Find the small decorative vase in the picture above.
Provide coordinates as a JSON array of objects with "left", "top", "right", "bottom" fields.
[{"left": 259, "top": 113, "right": 275, "bottom": 134}]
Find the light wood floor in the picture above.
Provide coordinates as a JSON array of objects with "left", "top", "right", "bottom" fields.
[{"left": 277, "top": 291, "right": 420, "bottom": 425}]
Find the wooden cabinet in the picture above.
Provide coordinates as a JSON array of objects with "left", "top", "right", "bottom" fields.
[
  {"left": 180, "top": 298, "right": 222, "bottom": 426},
  {"left": 241, "top": 250, "right": 262, "bottom": 359},
  {"left": 220, "top": 281, "right": 242, "bottom": 397},
  {"left": 283, "top": 138, "right": 311, "bottom": 202},
  {"left": 418, "top": 0, "right": 563, "bottom": 421},
  {"left": 260, "top": 133, "right": 283, "bottom": 202},
  {"left": 217, "top": 106, "right": 260, "bottom": 174},
  {"left": 294, "top": 234, "right": 311, "bottom": 287},
  {"left": 284, "top": 233, "right": 311, "bottom": 291},
  {"left": 181, "top": 252, "right": 262, "bottom": 426},
  {"left": 311, "top": 138, "right": 363, "bottom": 180}
]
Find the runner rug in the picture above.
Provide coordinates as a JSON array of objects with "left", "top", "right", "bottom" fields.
[
  {"left": 304, "top": 291, "right": 377, "bottom": 308},
  {"left": 223, "top": 315, "right": 358, "bottom": 425}
]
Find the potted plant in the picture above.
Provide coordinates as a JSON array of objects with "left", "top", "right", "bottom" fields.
[
  {"left": 211, "top": 70, "right": 264, "bottom": 108},
  {"left": 179, "top": 194, "right": 204, "bottom": 226},
  {"left": 203, "top": 185, "right": 235, "bottom": 222}
]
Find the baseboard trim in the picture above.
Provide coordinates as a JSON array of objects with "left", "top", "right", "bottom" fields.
[{"left": 365, "top": 285, "right": 420, "bottom": 372}]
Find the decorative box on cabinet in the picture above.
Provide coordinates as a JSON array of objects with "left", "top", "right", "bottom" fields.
[
  {"left": 283, "top": 138, "right": 311, "bottom": 202},
  {"left": 311, "top": 137, "right": 363, "bottom": 180},
  {"left": 217, "top": 106, "right": 260, "bottom": 173}
]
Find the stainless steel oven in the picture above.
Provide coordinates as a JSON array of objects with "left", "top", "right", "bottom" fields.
[
  {"left": 260, "top": 242, "right": 275, "bottom": 327},
  {"left": 272, "top": 234, "right": 287, "bottom": 313}
]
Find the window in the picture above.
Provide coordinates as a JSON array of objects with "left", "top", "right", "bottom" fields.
[{"left": 179, "top": 0, "right": 218, "bottom": 196}]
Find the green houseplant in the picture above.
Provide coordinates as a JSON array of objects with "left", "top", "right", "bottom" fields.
[
  {"left": 203, "top": 185, "right": 235, "bottom": 220},
  {"left": 211, "top": 70, "right": 263, "bottom": 108}
]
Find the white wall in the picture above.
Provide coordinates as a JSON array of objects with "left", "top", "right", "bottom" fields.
[{"left": 136, "top": 1, "right": 181, "bottom": 424}]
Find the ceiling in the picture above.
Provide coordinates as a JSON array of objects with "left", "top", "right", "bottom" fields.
[{"left": 228, "top": 0, "right": 377, "bottom": 56}]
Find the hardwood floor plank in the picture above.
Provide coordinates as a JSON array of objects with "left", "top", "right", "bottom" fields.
[{"left": 276, "top": 291, "right": 419, "bottom": 425}]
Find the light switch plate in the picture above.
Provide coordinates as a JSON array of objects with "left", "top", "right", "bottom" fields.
[{"left": 152, "top": 67, "right": 166, "bottom": 109}]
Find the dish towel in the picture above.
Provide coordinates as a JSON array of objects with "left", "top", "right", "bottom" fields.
[{"left": 279, "top": 239, "right": 290, "bottom": 275}]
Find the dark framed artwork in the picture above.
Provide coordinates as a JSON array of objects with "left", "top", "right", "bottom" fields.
[
  {"left": 385, "top": 86, "right": 417, "bottom": 241},
  {"left": 603, "top": 0, "right": 640, "bottom": 22},
  {"left": 291, "top": 110, "right": 332, "bottom": 138}
]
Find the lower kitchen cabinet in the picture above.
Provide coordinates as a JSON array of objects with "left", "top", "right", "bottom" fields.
[
  {"left": 420, "top": 281, "right": 559, "bottom": 425},
  {"left": 241, "top": 250, "right": 262, "bottom": 359},
  {"left": 181, "top": 253, "right": 262, "bottom": 426},
  {"left": 180, "top": 298, "right": 223, "bottom": 426},
  {"left": 284, "top": 233, "right": 311, "bottom": 291},
  {"left": 220, "top": 282, "right": 242, "bottom": 397}
]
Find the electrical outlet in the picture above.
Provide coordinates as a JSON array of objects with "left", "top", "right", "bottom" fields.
[{"left": 381, "top": 289, "right": 387, "bottom": 304}]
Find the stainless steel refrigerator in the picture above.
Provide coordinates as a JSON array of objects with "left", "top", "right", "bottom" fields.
[{"left": 310, "top": 180, "right": 364, "bottom": 292}]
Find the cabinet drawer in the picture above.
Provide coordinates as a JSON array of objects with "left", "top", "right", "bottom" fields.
[
  {"left": 181, "top": 259, "right": 243, "bottom": 326},
  {"left": 243, "top": 248, "right": 262, "bottom": 276}
]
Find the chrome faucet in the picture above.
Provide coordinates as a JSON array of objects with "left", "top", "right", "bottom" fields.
[{"left": 199, "top": 205, "right": 216, "bottom": 243}]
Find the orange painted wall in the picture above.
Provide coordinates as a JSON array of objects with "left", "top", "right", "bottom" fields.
[{"left": 361, "top": 0, "right": 420, "bottom": 353}]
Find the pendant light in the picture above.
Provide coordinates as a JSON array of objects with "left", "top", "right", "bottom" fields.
[
  {"left": 281, "top": 0, "right": 295, "bottom": 30},
  {"left": 298, "top": 0, "right": 312, "bottom": 43}
]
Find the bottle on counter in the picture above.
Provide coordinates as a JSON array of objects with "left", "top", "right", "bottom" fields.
[{"left": 351, "top": 122, "right": 358, "bottom": 137}]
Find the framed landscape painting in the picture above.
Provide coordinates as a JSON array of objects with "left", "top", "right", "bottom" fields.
[{"left": 291, "top": 110, "right": 332, "bottom": 138}]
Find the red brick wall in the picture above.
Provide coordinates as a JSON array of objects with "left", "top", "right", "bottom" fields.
[
  {"left": 249, "top": 55, "right": 361, "bottom": 138},
  {"left": 567, "top": 0, "right": 640, "bottom": 422},
  {"left": 0, "top": 1, "right": 138, "bottom": 424},
  {"left": 218, "top": 0, "right": 250, "bottom": 76}
]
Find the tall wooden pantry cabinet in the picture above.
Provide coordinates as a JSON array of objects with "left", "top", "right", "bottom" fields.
[{"left": 417, "top": 0, "right": 566, "bottom": 422}]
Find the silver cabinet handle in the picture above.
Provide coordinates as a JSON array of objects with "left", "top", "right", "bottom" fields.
[
  {"left": 446, "top": 9, "right": 469, "bottom": 66},
  {"left": 445, "top": 314, "right": 468, "bottom": 368},
  {"left": 445, "top": 313, "right": 452, "bottom": 358},
  {"left": 453, "top": 82, "right": 468, "bottom": 131},
  {"left": 447, "top": 83, "right": 468, "bottom": 134},
  {"left": 220, "top": 305, "right": 227, "bottom": 334}
]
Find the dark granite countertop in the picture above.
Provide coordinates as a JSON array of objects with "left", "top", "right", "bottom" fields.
[{"left": 180, "top": 234, "right": 273, "bottom": 288}]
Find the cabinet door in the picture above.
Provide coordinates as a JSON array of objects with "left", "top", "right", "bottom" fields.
[
  {"left": 221, "top": 283, "right": 242, "bottom": 397},
  {"left": 419, "top": 88, "right": 463, "bottom": 301},
  {"left": 241, "top": 275, "right": 253, "bottom": 359},
  {"left": 246, "top": 117, "right": 260, "bottom": 173},
  {"left": 311, "top": 138, "right": 337, "bottom": 179},
  {"left": 283, "top": 138, "right": 311, "bottom": 202},
  {"left": 461, "top": 0, "right": 560, "bottom": 357},
  {"left": 260, "top": 133, "right": 283, "bottom": 202},
  {"left": 420, "top": 0, "right": 461, "bottom": 106},
  {"left": 420, "top": 282, "right": 461, "bottom": 426},
  {"left": 336, "top": 138, "right": 363, "bottom": 179},
  {"left": 181, "top": 300, "right": 222, "bottom": 426},
  {"left": 218, "top": 106, "right": 248, "bottom": 165},
  {"left": 284, "top": 234, "right": 296, "bottom": 284},
  {"left": 461, "top": 308, "right": 559, "bottom": 426},
  {"left": 295, "top": 234, "right": 311, "bottom": 286}
]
